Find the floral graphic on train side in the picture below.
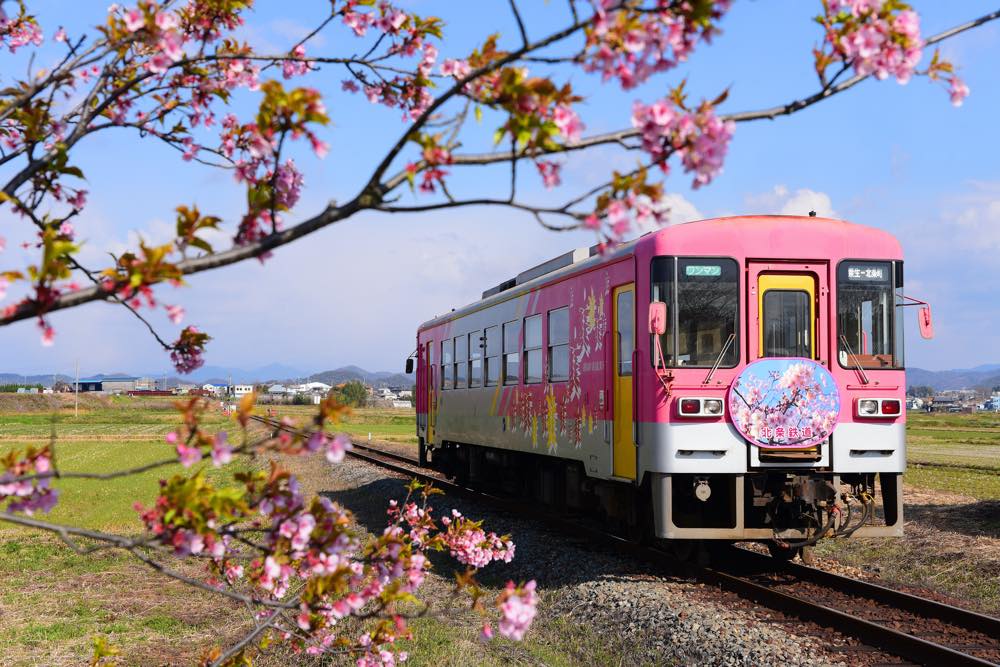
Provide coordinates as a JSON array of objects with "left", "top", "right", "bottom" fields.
[
  {"left": 728, "top": 359, "right": 840, "bottom": 449},
  {"left": 506, "top": 273, "right": 611, "bottom": 452}
]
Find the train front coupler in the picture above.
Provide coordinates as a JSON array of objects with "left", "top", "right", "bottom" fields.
[{"left": 766, "top": 474, "right": 840, "bottom": 548}]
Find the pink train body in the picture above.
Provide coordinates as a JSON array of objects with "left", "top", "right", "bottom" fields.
[{"left": 414, "top": 216, "right": 912, "bottom": 544}]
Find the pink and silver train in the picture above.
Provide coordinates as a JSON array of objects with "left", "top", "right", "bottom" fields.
[{"left": 411, "top": 216, "right": 932, "bottom": 554}]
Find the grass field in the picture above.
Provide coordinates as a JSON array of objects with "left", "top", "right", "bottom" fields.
[
  {"left": 2, "top": 396, "right": 998, "bottom": 663},
  {"left": 0, "top": 398, "right": 613, "bottom": 665},
  {"left": 0, "top": 395, "right": 256, "bottom": 665},
  {"left": 904, "top": 412, "right": 1000, "bottom": 500}
]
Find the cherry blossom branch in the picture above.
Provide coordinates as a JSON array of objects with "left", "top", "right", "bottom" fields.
[
  {"left": 509, "top": 0, "right": 529, "bottom": 47},
  {"left": 210, "top": 610, "right": 288, "bottom": 667},
  {"left": 433, "top": 9, "right": 1000, "bottom": 169},
  {"left": 364, "top": 16, "right": 591, "bottom": 199},
  {"left": 1, "top": 8, "right": 996, "bottom": 332}
]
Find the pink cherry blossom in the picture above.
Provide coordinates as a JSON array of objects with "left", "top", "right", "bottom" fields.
[
  {"left": 66, "top": 189, "right": 87, "bottom": 209},
  {"left": 553, "top": 105, "right": 583, "bottom": 143},
  {"left": 154, "top": 11, "right": 179, "bottom": 32},
  {"left": 166, "top": 304, "right": 185, "bottom": 324},
  {"left": 211, "top": 431, "right": 232, "bottom": 466},
  {"left": 176, "top": 441, "right": 202, "bottom": 468},
  {"left": 440, "top": 58, "right": 471, "bottom": 78},
  {"left": 498, "top": 580, "right": 537, "bottom": 641},
  {"left": 283, "top": 45, "right": 309, "bottom": 79},
  {"left": 54, "top": 27, "right": 66, "bottom": 42},
  {"left": 949, "top": 77, "right": 969, "bottom": 107},
  {"left": 309, "top": 135, "right": 329, "bottom": 159},
  {"left": 123, "top": 8, "right": 145, "bottom": 33},
  {"left": 325, "top": 434, "right": 352, "bottom": 463},
  {"left": 535, "top": 160, "right": 561, "bottom": 189}
]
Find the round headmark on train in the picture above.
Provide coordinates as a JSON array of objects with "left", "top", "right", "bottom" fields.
[{"left": 727, "top": 358, "right": 840, "bottom": 449}]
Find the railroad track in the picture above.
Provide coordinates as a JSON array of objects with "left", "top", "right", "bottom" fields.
[{"left": 250, "top": 415, "right": 1000, "bottom": 666}]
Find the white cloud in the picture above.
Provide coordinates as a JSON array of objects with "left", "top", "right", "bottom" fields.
[
  {"left": 744, "top": 185, "right": 836, "bottom": 218},
  {"left": 270, "top": 19, "right": 327, "bottom": 48},
  {"left": 660, "top": 193, "right": 703, "bottom": 225}
]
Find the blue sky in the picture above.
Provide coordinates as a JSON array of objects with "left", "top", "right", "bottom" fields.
[{"left": 1, "top": 1, "right": 998, "bottom": 376}]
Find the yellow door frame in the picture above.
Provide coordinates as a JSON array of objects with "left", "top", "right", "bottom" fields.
[
  {"left": 612, "top": 284, "right": 636, "bottom": 480},
  {"left": 426, "top": 343, "right": 436, "bottom": 443},
  {"left": 757, "top": 274, "right": 816, "bottom": 359}
]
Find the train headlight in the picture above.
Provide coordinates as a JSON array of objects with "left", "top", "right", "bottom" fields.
[
  {"left": 703, "top": 399, "right": 724, "bottom": 415},
  {"left": 858, "top": 399, "right": 879, "bottom": 416},
  {"left": 678, "top": 397, "right": 725, "bottom": 417},
  {"left": 856, "top": 398, "right": 901, "bottom": 418}
]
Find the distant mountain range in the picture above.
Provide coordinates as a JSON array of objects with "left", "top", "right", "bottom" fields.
[
  {"left": 904, "top": 365, "right": 1000, "bottom": 392},
  {"left": 0, "top": 365, "right": 414, "bottom": 388},
  {"left": 2, "top": 364, "right": 996, "bottom": 392}
]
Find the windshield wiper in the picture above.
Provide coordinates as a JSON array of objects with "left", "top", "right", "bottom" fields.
[
  {"left": 703, "top": 333, "right": 736, "bottom": 385},
  {"left": 839, "top": 334, "right": 870, "bottom": 385}
]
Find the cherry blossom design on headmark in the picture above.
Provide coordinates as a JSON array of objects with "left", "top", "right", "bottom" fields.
[{"left": 728, "top": 359, "right": 841, "bottom": 449}]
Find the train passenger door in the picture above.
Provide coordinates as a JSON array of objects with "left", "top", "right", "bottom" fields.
[
  {"left": 748, "top": 263, "right": 828, "bottom": 363},
  {"left": 758, "top": 274, "right": 817, "bottom": 359},
  {"left": 612, "top": 284, "right": 636, "bottom": 480},
  {"left": 425, "top": 343, "right": 435, "bottom": 443}
]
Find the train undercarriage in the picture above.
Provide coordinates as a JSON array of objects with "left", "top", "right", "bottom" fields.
[{"left": 422, "top": 438, "right": 903, "bottom": 561}]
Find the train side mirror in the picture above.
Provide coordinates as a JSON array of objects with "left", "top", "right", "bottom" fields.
[
  {"left": 919, "top": 305, "right": 934, "bottom": 339},
  {"left": 405, "top": 358, "right": 414, "bottom": 374},
  {"left": 648, "top": 301, "right": 667, "bottom": 335}
]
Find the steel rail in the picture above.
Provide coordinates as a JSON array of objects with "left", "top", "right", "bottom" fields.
[
  {"left": 734, "top": 548, "right": 1000, "bottom": 639},
  {"left": 250, "top": 414, "right": 1000, "bottom": 666}
]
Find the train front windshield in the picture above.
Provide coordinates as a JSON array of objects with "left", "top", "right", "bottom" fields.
[
  {"left": 836, "top": 261, "right": 904, "bottom": 369},
  {"left": 650, "top": 257, "right": 739, "bottom": 368}
]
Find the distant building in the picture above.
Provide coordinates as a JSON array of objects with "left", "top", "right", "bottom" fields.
[
  {"left": 396, "top": 389, "right": 412, "bottom": 399},
  {"left": 391, "top": 400, "right": 411, "bottom": 409},
  {"left": 906, "top": 397, "right": 923, "bottom": 410},
  {"left": 295, "top": 382, "right": 331, "bottom": 394},
  {"left": 102, "top": 376, "right": 139, "bottom": 394},
  {"left": 76, "top": 378, "right": 103, "bottom": 392},
  {"left": 202, "top": 383, "right": 227, "bottom": 396},
  {"left": 268, "top": 384, "right": 290, "bottom": 395},
  {"left": 233, "top": 384, "right": 254, "bottom": 398},
  {"left": 134, "top": 377, "right": 156, "bottom": 391}
]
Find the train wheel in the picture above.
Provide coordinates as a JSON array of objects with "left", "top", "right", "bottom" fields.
[
  {"left": 666, "top": 539, "right": 699, "bottom": 563},
  {"left": 799, "top": 545, "right": 816, "bottom": 566},
  {"left": 766, "top": 541, "right": 799, "bottom": 562}
]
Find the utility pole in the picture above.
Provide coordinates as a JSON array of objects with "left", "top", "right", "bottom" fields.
[{"left": 74, "top": 360, "right": 79, "bottom": 418}]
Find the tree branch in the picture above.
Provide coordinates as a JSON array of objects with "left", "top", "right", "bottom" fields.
[{"left": 1, "top": 8, "right": 996, "bottom": 330}]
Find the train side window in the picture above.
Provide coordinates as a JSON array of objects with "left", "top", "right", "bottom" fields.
[
  {"left": 548, "top": 307, "right": 569, "bottom": 382},
  {"left": 617, "top": 291, "right": 634, "bottom": 376},
  {"left": 454, "top": 335, "right": 468, "bottom": 388},
  {"left": 469, "top": 330, "right": 483, "bottom": 388},
  {"left": 503, "top": 321, "right": 520, "bottom": 385},
  {"left": 485, "top": 326, "right": 500, "bottom": 386},
  {"left": 524, "top": 314, "right": 543, "bottom": 384},
  {"left": 441, "top": 339, "right": 453, "bottom": 390}
]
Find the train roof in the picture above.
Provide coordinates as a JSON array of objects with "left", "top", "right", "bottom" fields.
[{"left": 418, "top": 215, "right": 902, "bottom": 330}]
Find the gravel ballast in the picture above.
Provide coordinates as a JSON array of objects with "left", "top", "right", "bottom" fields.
[{"left": 297, "top": 454, "right": 847, "bottom": 667}]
